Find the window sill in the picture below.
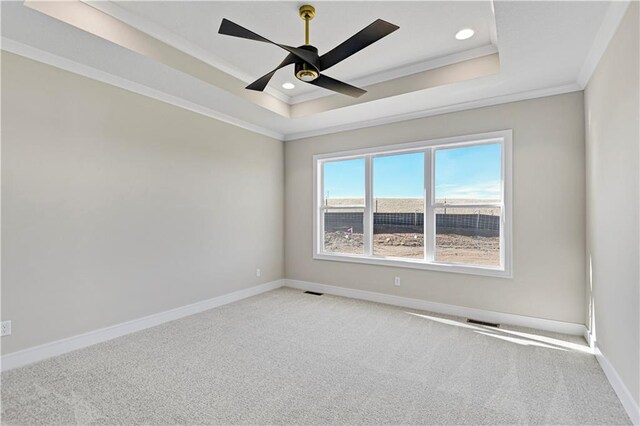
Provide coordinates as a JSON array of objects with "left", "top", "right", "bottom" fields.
[{"left": 313, "top": 252, "right": 512, "bottom": 278}]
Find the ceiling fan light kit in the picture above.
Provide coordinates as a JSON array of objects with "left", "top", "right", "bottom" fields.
[{"left": 218, "top": 4, "right": 399, "bottom": 97}]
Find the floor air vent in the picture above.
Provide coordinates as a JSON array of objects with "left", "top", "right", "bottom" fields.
[
  {"left": 467, "top": 319, "right": 500, "bottom": 328},
  {"left": 304, "top": 291, "right": 324, "bottom": 296}
]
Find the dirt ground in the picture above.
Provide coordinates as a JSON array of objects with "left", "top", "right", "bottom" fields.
[
  {"left": 324, "top": 231, "right": 500, "bottom": 266},
  {"left": 435, "top": 234, "right": 500, "bottom": 266}
]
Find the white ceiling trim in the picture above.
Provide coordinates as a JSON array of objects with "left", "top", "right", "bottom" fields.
[
  {"left": 82, "top": 0, "right": 292, "bottom": 104},
  {"left": 289, "top": 44, "right": 499, "bottom": 105},
  {"left": 2, "top": 35, "right": 581, "bottom": 144},
  {"left": 488, "top": 0, "right": 498, "bottom": 46},
  {"left": 576, "top": 0, "right": 631, "bottom": 88},
  {"left": 1, "top": 38, "right": 284, "bottom": 141},
  {"left": 283, "top": 82, "right": 582, "bottom": 141}
]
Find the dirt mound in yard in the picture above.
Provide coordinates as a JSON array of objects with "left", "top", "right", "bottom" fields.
[
  {"left": 323, "top": 231, "right": 364, "bottom": 254},
  {"left": 323, "top": 231, "right": 500, "bottom": 266}
]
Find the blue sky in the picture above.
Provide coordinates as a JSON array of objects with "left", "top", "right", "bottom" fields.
[
  {"left": 435, "top": 143, "right": 501, "bottom": 200},
  {"left": 323, "top": 143, "right": 501, "bottom": 200}
]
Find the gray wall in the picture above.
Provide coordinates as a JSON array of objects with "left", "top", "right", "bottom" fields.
[
  {"left": 285, "top": 92, "right": 586, "bottom": 324},
  {"left": 584, "top": 3, "right": 639, "bottom": 406},
  {"left": 1, "top": 52, "right": 284, "bottom": 355}
]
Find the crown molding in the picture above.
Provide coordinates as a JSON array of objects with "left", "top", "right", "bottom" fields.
[
  {"left": 576, "top": 0, "right": 631, "bottom": 88},
  {"left": 81, "top": 0, "right": 292, "bottom": 104},
  {"left": 2, "top": 36, "right": 581, "bottom": 145},
  {"left": 488, "top": 0, "right": 499, "bottom": 47},
  {"left": 1, "top": 38, "right": 284, "bottom": 141},
  {"left": 283, "top": 83, "right": 582, "bottom": 141}
]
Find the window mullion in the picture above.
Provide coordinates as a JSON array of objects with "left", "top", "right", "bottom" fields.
[
  {"left": 424, "top": 149, "right": 435, "bottom": 262},
  {"left": 317, "top": 161, "right": 324, "bottom": 254},
  {"left": 364, "top": 155, "right": 373, "bottom": 256}
]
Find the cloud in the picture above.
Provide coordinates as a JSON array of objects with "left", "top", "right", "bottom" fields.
[{"left": 436, "top": 180, "right": 501, "bottom": 199}]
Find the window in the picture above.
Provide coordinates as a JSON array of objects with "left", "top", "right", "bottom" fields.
[
  {"left": 433, "top": 143, "right": 502, "bottom": 268},
  {"left": 373, "top": 152, "right": 424, "bottom": 259},
  {"left": 313, "top": 131, "right": 512, "bottom": 277},
  {"left": 322, "top": 158, "right": 365, "bottom": 255}
]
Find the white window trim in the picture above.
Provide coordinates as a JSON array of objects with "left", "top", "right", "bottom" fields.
[{"left": 313, "top": 130, "right": 513, "bottom": 278}]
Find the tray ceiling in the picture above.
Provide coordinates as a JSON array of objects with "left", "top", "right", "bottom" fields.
[
  {"left": 1, "top": 1, "right": 626, "bottom": 140},
  {"left": 108, "top": 1, "right": 497, "bottom": 101}
]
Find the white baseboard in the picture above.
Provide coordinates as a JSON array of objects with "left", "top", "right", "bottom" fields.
[
  {"left": 595, "top": 344, "right": 640, "bottom": 425},
  {"left": 584, "top": 327, "right": 593, "bottom": 348},
  {"left": 5, "top": 277, "right": 635, "bottom": 423},
  {"left": 285, "top": 279, "right": 587, "bottom": 336},
  {"left": 1, "top": 279, "right": 284, "bottom": 372},
  {"left": 3, "top": 278, "right": 586, "bottom": 373}
]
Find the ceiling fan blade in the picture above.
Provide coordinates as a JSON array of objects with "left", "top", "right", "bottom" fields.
[
  {"left": 307, "top": 74, "right": 367, "bottom": 98},
  {"left": 319, "top": 19, "right": 399, "bottom": 71},
  {"left": 219, "top": 19, "right": 319, "bottom": 70},
  {"left": 246, "top": 54, "right": 298, "bottom": 92},
  {"left": 219, "top": 18, "right": 273, "bottom": 44}
]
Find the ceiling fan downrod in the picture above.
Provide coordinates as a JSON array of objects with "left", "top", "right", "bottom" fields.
[
  {"left": 296, "top": 5, "right": 319, "bottom": 82},
  {"left": 299, "top": 4, "right": 315, "bottom": 45}
]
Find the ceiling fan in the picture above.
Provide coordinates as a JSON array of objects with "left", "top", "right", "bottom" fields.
[{"left": 218, "top": 5, "right": 399, "bottom": 98}]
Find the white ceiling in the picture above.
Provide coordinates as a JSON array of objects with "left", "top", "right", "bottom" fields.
[
  {"left": 0, "top": 1, "right": 629, "bottom": 140},
  {"left": 110, "top": 1, "right": 497, "bottom": 100}
]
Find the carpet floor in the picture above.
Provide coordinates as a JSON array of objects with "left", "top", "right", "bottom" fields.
[{"left": 0, "top": 287, "right": 631, "bottom": 425}]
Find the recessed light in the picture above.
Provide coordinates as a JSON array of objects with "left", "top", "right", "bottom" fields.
[
  {"left": 282, "top": 82, "right": 295, "bottom": 90},
  {"left": 455, "top": 28, "right": 475, "bottom": 40}
]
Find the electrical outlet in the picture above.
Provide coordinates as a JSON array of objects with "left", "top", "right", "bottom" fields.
[
  {"left": 394, "top": 277, "right": 401, "bottom": 287},
  {"left": 256, "top": 268, "right": 261, "bottom": 277},
  {"left": 1, "top": 321, "right": 12, "bottom": 337}
]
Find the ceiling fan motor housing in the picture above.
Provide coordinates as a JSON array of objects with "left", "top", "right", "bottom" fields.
[{"left": 295, "top": 45, "right": 319, "bottom": 82}]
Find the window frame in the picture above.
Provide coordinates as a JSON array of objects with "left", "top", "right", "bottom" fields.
[{"left": 313, "top": 130, "right": 513, "bottom": 278}]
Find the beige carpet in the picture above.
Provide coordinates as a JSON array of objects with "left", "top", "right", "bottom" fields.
[{"left": 1, "top": 287, "right": 631, "bottom": 425}]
